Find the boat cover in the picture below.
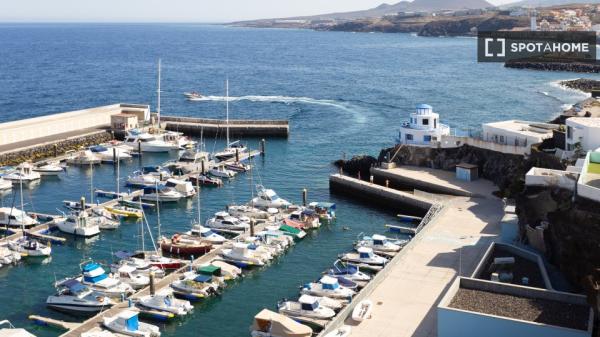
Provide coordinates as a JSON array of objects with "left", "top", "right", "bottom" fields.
[
  {"left": 251, "top": 309, "right": 312, "bottom": 337},
  {"left": 90, "top": 145, "right": 108, "bottom": 153},
  {"left": 198, "top": 265, "right": 220, "bottom": 276},
  {"left": 193, "top": 274, "right": 212, "bottom": 283}
]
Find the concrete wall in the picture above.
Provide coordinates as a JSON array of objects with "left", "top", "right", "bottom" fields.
[
  {"left": 433, "top": 135, "right": 530, "bottom": 156},
  {"left": 525, "top": 167, "right": 578, "bottom": 191},
  {"left": 566, "top": 119, "right": 600, "bottom": 152},
  {"left": 371, "top": 167, "right": 472, "bottom": 197},
  {"left": 482, "top": 122, "right": 551, "bottom": 148},
  {"left": 577, "top": 152, "right": 600, "bottom": 202}
]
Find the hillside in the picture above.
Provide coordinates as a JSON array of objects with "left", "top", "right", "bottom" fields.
[{"left": 503, "top": 0, "right": 600, "bottom": 7}]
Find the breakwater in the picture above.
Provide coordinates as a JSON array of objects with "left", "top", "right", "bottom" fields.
[
  {"left": 505, "top": 60, "right": 600, "bottom": 73},
  {"left": 157, "top": 115, "right": 289, "bottom": 138}
]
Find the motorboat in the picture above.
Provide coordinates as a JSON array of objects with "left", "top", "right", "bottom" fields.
[
  {"left": 327, "top": 260, "right": 371, "bottom": 282},
  {"left": 272, "top": 224, "right": 307, "bottom": 240},
  {"left": 8, "top": 237, "right": 51, "bottom": 257},
  {"left": 123, "top": 130, "right": 178, "bottom": 153},
  {"left": 183, "top": 91, "right": 204, "bottom": 100},
  {"left": 204, "top": 212, "right": 249, "bottom": 231},
  {"left": 128, "top": 251, "right": 184, "bottom": 270},
  {"left": 159, "top": 234, "right": 212, "bottom": 257},
  {"left": 90, "top": 145, "right": 132, "bottom": 163},
  {"left": 0, "top": 178, "right": 11, "bottom": 191},
  {"left": 137, "top": 289, "right": 193, "bottom": 317},
  {"left": 115, "top": 264, "right": 150, "bottom": 290},
  {"left": 250, "top": 185, "right": 290, "bottom": 209},
  {"left": 206, "top": 260, "right": 242, "bottom": 280},
  {"left": 300, "top": 276, "right": 356, "bottom": 299},
  {"left": 79, "top": 261, "right": 134, "bottom": 298},
  {"left": 141, "top": 186, "right": 183, "bottom": 203},
  {"left": 220, "top": 242, "right": 266, "bottom": 267},
  {"left": 56, "top": 211, "right": 101, "bottom": 237},
  {"left": 355, "top": 234, "right": 405, "bottom": 253},
  {"left": 0, "top": 207, "right": 39, "bottom": 230},
  {"left": 227, "top": 204, "right": 269, "bottom": 219},
  {"left": 254, "top": 231, "right": 293, "bottom": 252},
  {"left": 126, "top": 173, "right": 160, "bottom": 188},
  {"left": 163, "top": 178, "right": 195, "bottom": 197},
  {"left": 103, "top": 310, "right": 161, "bottom": 337},
  {"left": 33, "top": 161, "right": 64, "bottom": 176},
  {"left": 288, "top": 210, "right": 320, "bottom": 229},
  {"left": 278, "top": 295, "right": 336, "bottom": 319},
  {"left": 208, "top": 165, "right": 236, "bottom": 179},
  {"left": 309, "top": 296, "right": 346, "bottom": 311},
  {"left": 0, "top": 320, "right": 36, "bottom": 337},
  {"left": 47, "top": 278, "right": 114, "bottom": 315},
  {"left": 308, "top": 202, "right": 337, "bottom": 224},
  {"left": 188, "top": 174, "right": 222, "bottom": 187},
  {"left": 332, "top": 276, "right": 359, "bottom": 290},
  {"left": 161, "top": 131, "right": 196, "bottom": 150},
  {"left": 251, "top": 309, "right": 313, "bottom": 337},
  {"left": 224, "top": 162, "right": 252, "bottom": 172},
  {"left": 340, "top": 247, "right": 388, "bottom": 267},
  {"left": 238, "top": 238, "right": 277, "bottom": 261},
  {"left": 170, "top": 273, "right": 219, "bottom": 301},
  {"left": 0, "top": 246, "right": 21, "bottom": 265},
  {"left": 187, "top": 225, "right": 228, "bottom": 244},
  {"left": 3, "top": 163, "right": 41, "bottom": 182},
  {"left": 214, "top": 141, "right": 247, "bottom": 161},
  {"left": 66, "top": 150, "right": 102, "bottom": 165},
  {"left": 194, "top": 264, "right": 230, "bottom": 284},
  {"left": 178, "top": 149, "right": 209, "bottom": 163},
  {"left": 112, "top": 251, "right": 175, "bottom": 274},
  {"left": 104, "top": 205, "right": 143, "bottom": 219},
  {"left": 141, "top": 166, "right": 172, "bottom": 179}
]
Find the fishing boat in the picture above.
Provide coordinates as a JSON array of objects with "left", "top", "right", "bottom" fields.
[
  {"left": 126, "top": 173, "right": 160, "bottom": 188},
  {"left": 102, "top": 310, "right": 161, "bottom": 337},
  {"left": 250, "top": 309, "right": 313, "bottom": 337},
  {"left": 250, "top": 185, "right": 290, "bottom": 209},
  {"left": 278, "top": 295, "right": 336, "bottom": 319},
  {"left": 0, "top": 177, "right": 11, "bottom": 191},
  {"left": 326, "top": 260, "right": 371, "bottom": 282},
  {"left": 0, "top": 320, "right": 36, "bottom": 337},
  {"left": 3, "top": 163, "right": 41, "bottom": 182},
  {"left": 33, "top": 161, "right": 64, "bottom": 176},
  {"left": 288, "top": 210, "right": 320, "bottom": 229},
  {"left": 183, "top": 91, "right": 204, "bottom": 100},
  {"left": 204, "top": 212, "right": 250, "bottom": 231},
  {"left": 137, "top": 289, "right": 193, "bottom": 317},
  {"left": 170, "top": 273, "right": 219, "bottom": 301},
  {"left": 105, "top": 205, "right": 143, "bottom": 219},
  {"left": 187, "top": 225, "right": 228, "bottom": 244},
  {"left": 351, "top": 300, "right": 373, "bottom": 322},
  {"left": 308, "top": 202, "right": 336, "bottom": 224},
  {"left": 140, "top": 186, "right": 183, "bottom": 203},
  {"left": 163, "top": 178, "right": 195, "bottom": 197},
  {"left": 208, "top": 165, "right": 236, "bottom": 179},
  {"left": 159, "top": 234, "right": 212, "bottom": 257},
  {"left": 300, "top": 276, "right": 355, "bottom": 299},
  {"left": 355, "top": 234, "right": 405, "bottom": 253},
  {"left": 47, "top": 278, "right": 114, "bottom": 315},
  {"left": 8, "top": 237, "right": 51, "bottom": 257},
  {"left": 115, "top": 264, "right": 150, "bottom": 290},
  {"left": 0, "top": 207, "right": 39, "bottom": 230},
  {"left": 340, "top": 247, "right": 387, "bottom": 267},
  {"left": 89, "top": 145, "right": 132, "bottom": 163},
  {"left": 123, "top": 130, "right": 177, "bottom": 153},
  {"left": 220, "top": 242, "right": 266, "bottom": 267},
  {"left": 227, "top": 204, "right": 269, "bottom": 219},
  {"left": 66, "top": 150, "right": 102, "bottom": 165},
  {"left": 79, "top": 261, "right": 134, "bottom": 298},
  {"left": 188, "top": 174, "right": 222, "bottom": 187},
  {"left": 56, "top": 211, "right": 101, "bottom": 237}
]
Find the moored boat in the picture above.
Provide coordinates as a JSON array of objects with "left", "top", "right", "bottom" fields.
[
  {"left": 188, "top": 174, "right": 223, "bottom": 187},
  {"left": 46, "top": 278, "right": 114, "bottom": 315},
  {"left": 340, "top": 247, "right": 387, "bottom": 267},
  {"left": 137, "top": 289, "right": 193, "bottom": 317},
  {"left": 33, "top": 161, "right": 64, "bottom": 176},
  {"left": 3, "top": 163, "right": 41, "bottom": 182},
  {"left": 250, "top": 185, "right": 290, "bottom": 209},
  {"left": 56, "top": 211, "right": 101, "bottom": 237},
  {"left": 159, "top": 234, "right": 212, "bottom": 257},
  {"left": 79, "top": 261, "right": 134, "bottom": 298},
  {"left": 250, "top": 309, "right": 313, "bottom": 337},
  {"left": 300, "top": 276, "right": 355, "bottom": 299},
  {"left": 278, "top": 295, "right": 336, "bottom": 319},
  {"left": 102, "top": 310, "right": 161, "bottom": 337}
]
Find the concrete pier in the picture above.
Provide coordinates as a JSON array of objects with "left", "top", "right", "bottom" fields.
[
  {"left": 371, "top": 166, "right": 477, "bottom": 197},
  {"left": 159, "top": 115, "right": 289, "bottom": 138}
]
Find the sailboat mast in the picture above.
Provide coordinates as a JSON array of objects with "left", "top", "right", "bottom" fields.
[
  {"left": 226, "top": 78, "right": 229, "bottom": 146},
  {"left": 90, "top": 161, "right": 94, "bottom": 205},
  {"left": 156, "top": 181, "right": 161, "bottom": 238},
  {"left": 140, "top": 198, "right": 145, "bottom": 252},
  {"left": 116, "top": 155, "right": 120, "bottom": 196},
  {"left": 196, "top": 177, "right": 201, "bottom": 224},
  {"left": 157, "top": 58, "right": 162, "bottom": 128},
  {"left": 19, "top": 174, "right": 24, "bottom": 233}
]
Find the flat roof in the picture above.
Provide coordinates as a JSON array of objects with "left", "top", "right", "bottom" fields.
[
  {"left": 567, "top": 117, "right": 600, "bottom": 128},
  {"left": 483, "top": 120, "right": 555, "bottom": 136}
]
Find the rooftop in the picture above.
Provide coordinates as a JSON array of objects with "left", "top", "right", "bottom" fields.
[
  {"left": 568, "top": 117, "right": 600, "bottom": 128},
  {"left": 483, "top": 120, "right": 557, "bottom": 136}
]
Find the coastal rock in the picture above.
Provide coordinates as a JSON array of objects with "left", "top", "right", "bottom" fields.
[
  {"left": 334, "top": 155, "right": 378, "bottom": 180},
  {"left": 505, "top": 60, "right": 600, "bottom": 73},
  {"left": 560, "top": 78, "right": 600, "bottom": 93},
  {"left": 418, "top": 15, "right": 527, "bottom": 37}
]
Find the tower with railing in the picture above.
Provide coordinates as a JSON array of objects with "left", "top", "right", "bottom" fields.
[{"left": 397, "top": 104, "right": 450, "bottom": 146}]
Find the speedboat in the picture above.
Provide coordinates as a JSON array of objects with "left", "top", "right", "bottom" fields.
[
  {"left": 251, "top": 309, "right": 313, "bottom": 337},
  {"left": 79, "top": 261, "right": 134, "bottom": 298},
  {"left": 137, "top": 289, "right": 193, "bottom": 317},
  {"left": 208, "top": 166, "right": 236, "bottom": 179},
  {"left": 140, "top": 186, "right": 183, "bottom": 203},
  {"left": 0, "top": 207, "right": 39, "bottom": 230},
  {"left": 204, "top": 212, "right": 249, "bottom": 231},
  {"left": 214, "top": 141, "right": 247, "bottom": 161},
  {"left": 170, "top": 273, "right": 219, "bottom": 301},
  {"left": 183, "top": 91, "right": 204, "bottom": 100},
  {"left": 188, "top": 174, "right": 222, "bottom": 187},
  {"left": 278, "top": 295, "right": 336, "bottom": 319},
  {"left": 0, "top": 178, "right": 12, "bottom": 191},
  {"left": 300, "top": 276, "right": 356, "bottom": 299},
  {"left": 56, "top": 211, "right": 101, "bottom": 237},
  {"left": 163, "top": 178, "right": 195, "bottom": 197},
  {"left": 33, "top": 161, "right": 64, "bottom": 176},
  {"left": 66, "top": 150, "right": 102, "bottom": 165},
  {"left": 0, "top": 320, "right": 36, "bottom": 337},
  {"left": 340, "top": 247, "right": 388, "bottom": 266},
  {"left": 250, "top": 185, "right": 290, "bottom": 209},
  {"left": 159, "top": 234, "right": 212, "bottom": 257},
  {"left": 104, "top": 205, "right": 143, "bottom": 219},
  {"left": 141, "top": 166, "right": 172, "bottom": 179},
  {"left": 8, "top": 237, "right": 51, "bottom": 257},
  {"left": 355, "top": 234, "right": 405, "bottom": 253},
  {"left": 115, "top": 264, "right": 150, "bottom": 290},
  {"left": 178, "top": 149, "right": 209, "bottom": 163},
  {"left": 227, "top": 204, "right": 269, "bottom": 219},
  {"left": 187, "top": 225, "right": 228, "bottom": 244},
  {"left": 126, "top": 173, "right": 160, "bottom": 188},
  {"left": 160, "top": 131, "right": 196, "bottom": 150},
  {"left": 103, "top": 310, "right": 161, "bottom": 337},
  {"left": 327, "top": 260, "right": 371, "bottom": 282},
  {"left": 90, "top": 145, "right": 132, "bottom": 163},
  {"left": 3, "top": 163, "right": 41, "bottom": 182},
  {"left": 123, "top": 130, "right": 177, "bottom": 153},
  {"left": 220, "top": 242, "right": 266, "bottom": 267},
  {"left": 47, "top": 278, "right": 114, "bottom": 315}
]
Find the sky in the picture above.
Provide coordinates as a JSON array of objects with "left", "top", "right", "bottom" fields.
[{"left": 0, "top": 0, "right": 516, "bottom": 23}]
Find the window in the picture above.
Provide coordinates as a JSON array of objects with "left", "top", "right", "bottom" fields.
[
  {"left": 567, "top": 126, "right": 573, "bottom": 139},
  {"left": 499, "top": 135, "right": 505, "bottom": 144},
  {"left": 406, "top": 134, "right": 413, "bottom": 141},
  {"left": 434, "top": 119, "right": 437, "bottom": 128},
  {"left": 422, "top": 119, "right": 429, "bottom": 126},
  {"left": 424, "top": 135, "right": 432, "bottom": 142}
]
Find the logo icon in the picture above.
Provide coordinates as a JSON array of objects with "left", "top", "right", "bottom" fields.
[{"left": 484, "top": 38, "right": 505, "bottom": 58}]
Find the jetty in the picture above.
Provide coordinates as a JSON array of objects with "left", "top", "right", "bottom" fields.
[{"left": 159, "top": 115, "right": 289, "bottom": 138}]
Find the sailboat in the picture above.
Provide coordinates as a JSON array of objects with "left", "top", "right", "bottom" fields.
[{"left": 213, "top": 79, "right": 248, "bottom": 161}]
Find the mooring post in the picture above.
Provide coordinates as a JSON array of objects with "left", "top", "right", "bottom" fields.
[
  {"left": 137, "top": 142, "right": 142, "bottom": 157},
  {"left": 80, "top": 196, "right": 86, "bottom": 210},
  {"left": 250, "top": 219, "right": 255, "bottom": 236},
  {"left": 149, "top": 272, "right": 155, "bottom": 296},
  {"left": 53, "top": 144, "right": 58, "bottom": 158},
  {"left": 385, "top": 179, "right": 389, "bottom": 188},
  {"left": 112, "top": 147, "right": 117, "bottom": 164},
  {"left": 260, "top": 139, "right": 265, "bottom": 156},
  {"left": 235, "top": 148, "right": 239, "bottom": 162},
  {"left": 201, "top": 160, "right": 206, "bottom": 175},
  {"left": 358, "top": 171, "right": 361, "bottom": 180},
  {"left": 302, "top": 188, "right": 307, "bottom": 206},
  {"left": 370, "top": 175, "right": 374, "bottom": 184}
]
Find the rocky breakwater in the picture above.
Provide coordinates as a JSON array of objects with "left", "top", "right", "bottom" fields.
[
  {"left": 505, "top": 59, "right": 600, "bottom": 73},
  {"left": 561, "top": 78, "right": 600, "bottom": 93},
  {"left": 333, "top": 155, "right": 378, "bottom": 181},
  {"left": 0, "top": 131, "right": 112, "bottom": 166},
  {"left": 418, "top": 15, "right": 527, "bottom": 37}
]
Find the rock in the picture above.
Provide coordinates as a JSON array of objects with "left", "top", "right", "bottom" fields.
[
  {"left": 559, "top": 78, "right": 600, "bottom": 93},
  {"left": 334, "top": 155, "right": 378, "bottom": 180},
  {"left": 505, "top": 60, "right": 600, "bottom": 73}
]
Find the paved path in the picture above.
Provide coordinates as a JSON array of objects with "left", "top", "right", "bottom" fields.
[
  {"left": 347, "top": 170, "right": 504, "bottom": 337},
  {"left": 0, "top": 127, "right": 107, "bottom": 155}
]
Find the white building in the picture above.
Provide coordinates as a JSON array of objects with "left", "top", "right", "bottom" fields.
[
  {"left": 397, "top": 104, "right": 450, "bottom": 146},
  {"left": 565, "top": 117, "right": 600, "bottom": 152},
  {"left": 482, "top": 120, "right": 557, "bottom": 148},
  {"left": 577, "top": 149, "right": 600, "bottom": 203}
]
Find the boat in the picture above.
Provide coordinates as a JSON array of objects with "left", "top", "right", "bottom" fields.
[
  {"left": 129, "top": 251, "right": 183, "bottom": 270},
  {"left": 340, "top": 247, "right": 388, "bottom": 267},
  {"left": 105, "top": 205, "right": 143, "bottom": 219},
  {"left": 300, "top": 276, "right": 355, "bottom": 299},
  {"left": 3, "top": 163, "right": 41, "bottom": 182},
  {"left": 56, "top": 211, "right": 101, "bottom": 237},
  {"left": 0, "top": 177, "right": 12, "bottom": 191},
  {"left": 0, "top": 246, "right": 21, "bottom": 265},
  {"left": 141, "top": 166, "right": 172, "bottom": 179},
  {"left": 327, "top": 261, "right": 371, "bottom": 282},
  {"left": 137, "top": 289, "right": 193, "bottom": 317},
  {"left": 126, "top": 173, "right": 160, "bottom": 188},
  {"left": 66, "top": 150, "right": 102, "bottom": 165},
  {"left": 278, "top": 295, "right": 336, "bottom": 319},
  {"left": 178, "top": 149, "right": 209, "bottom": 163},
  {"left": 204, "top": 212, "right": 249, "bottom": 231},
  {"left": 351, "top": 300, "right": 373, "bottom": 322},
  {"left": 79, "top": 261, "right": 134, "bottom": 298},
  {"left": 208, "top": 165, "right": 236, "bottom": 179},
  {"left": 159, "top": 234, "right": 212, "bottom": 257},
  {"left": 163, "top": 178, "right": 195, "bottom": 197},
  {"left": 170, "top": 273, "right": 219, "bottom": 301},
  {"left": 0, "top": 320, "right": 36, "bottom": 337},
  {"left": 140, "top": 186, "right": 183, "bottom": 203},
  {"left": 323, "top": 326, "right": 351, "bottom": 337},
  {"left": 183, "top": 91, "right": 204, "bottom": 100},
  {"left": 273, "top": 224, "right": 307, "bottom": 240},
  {"left": 115, "top": 264, "right": 150, "bottom": 290},
  {"left": 89, "top": 145, "right": 132, "bottom": 163},
  {"left": 206, "top": 260, "right": 242, "bottom": 280},
  {"left": 8, "top": 237, "right": 51, "bottom": 257},
  {"left": 123, "top": 130, "right": 178, "bottom": 153},
  {"left": 188, "top": 174, "right": 222, "bottom": 187},
  {"left": 250, "top": 309, "right": 313, "bottom": 337},
  {"left": 355, "top": 234, "right": 405, "bottom": 253},
  {"left": 110, "top": 257, "right": 165, "bottom": 280},
  {"left": 33, "top": 161, "right": 64, "bottom": 176},
  {"left": 332, "top": 276, "right": 359, "bottom": 290},
  {"left": 47, "top": 278, "right": 114, "bottom": 315},
  {"left": 250, "top": 185, "right": 290, "bottom": 209},
  {"left": 0, "top": 207, "right": 39, "bottom": 230},
  {"left": 102, "top": 310, "right": 161, "bottom": 337},
  {"left": 308, "top": 296, "right": 345, "bottom": 311},
  {"left": 220, "top": 242, "right": 266, "bottom": 267},
  {"left": 288, "top": 210, "right": 320, "bottom": 229},
  {"left": 224, "top": 162, "right": 252, "bottom": 172},
  {"left": 227, "top": 204, "right": 269, "bottom": 219},
  {"left": 160, "top": 131, "right": 196, "bottom": 150},
  {"left": 187, "top": 225, "right": 228, "bottom": 244},
  {"left": 214, "top": 141, "right": 248, "bottom": 161},
  {"left": 308, "top": 202, "right": 336, "bottom": 224}
]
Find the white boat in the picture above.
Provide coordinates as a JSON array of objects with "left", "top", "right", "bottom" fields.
[
  {"left": 204, "top": 212, "right": 249, "bottom": 231},
  {"left": 220, "top": 242, "right": 265, "bottom": 267},
  {"left": 178, "top": 149, "right": 209, "bottom": 163},
  {"left": 327, "top": 260, "right": 371, "bottom": 282},
  {"left": 126, "top": 173, "right": 160, "bottom": 188},
  {"left": 0, "top": 178, "right": 11, "bottom": 191},
  {"left": 278, "top": 295, "right": 336, "bottom": 319},
  {"left": 8, "top": 237, "right": 51, "bottom": 257},
  {"left": 66, "top": 150, "right": 102, "bottom": 165},
  {"left": 115, "top": 264, "right": 150, "bottom": 290},
  {"left": 141, "top": 166, "right": 172, "bottom": 179},
  {"left": 288, "top": 210, "right": 321, "bottom": 229},
  {"left": 0, "top": 320, "right": 36, "bottom": 337},
  {"left": 90, "top": 145, "right": 132, "bottom": 163},
  {"left": 170, "top": 273, "right": 219, "bottom": 301},
  {"left": 310, "top": 296, "right": 345, "bottom": 311},
  {"left": 207, "top": 260, "right": 242, "bottom": 280},
  {"left": 227, "top": 204, "right": 269, "bottom": 219},
  {"left": 0, "top": 247, "right": 21, "bottom": 265},
  {"left": 208, "top": 165, "right": 236, "bottom": 179},
  {"left": 187, "top": 225, "right": 228, "bottom": 244},
  {"left": 300, "top": 276, "right": 355, "bottom": 299},
  {"left": 323, "top": 326, "right": 351, "bottom": 337},
  {"left": 351, "top": 300, "right": 373, "bottom": 322},
  {"left": 0, "top": 207, "right": 39, "bottom": 230},
  {"left": 183, "top": 91, "right": 204, "bottom": 100},
  {"left": 123, "top": 130, "right": 177, "bottom": 153},
  {"left": 340, "top": 247, "right": 387, "bottom": 266},
  {"left": 103, "top": 310, "right": 160, "bottom": 337},
  {"left": 239, "top": 237, "right": 277, "bottom": 260},
  {"left": 214, "top": 141, "right": 248, "bottom": 161},
  {"left": 250, "top": 185, "right": 290, "bottom": 209},
  {"left": 163, "top": 178, "right": 195, "bottom": 197},
  {"left": 47, "top": 278, "right": 114, "bottom": 314},
  {"left": 251, "top": 309, "right": 312, "bottom": 337},
  {"left": 79, "top": 261, "right": 134, "bottom": 298},
  {"left": 161, "top": 131, "right": 196, "bottom": 149},
  {"left": 56, "top": 212, "right": 101, "bottom": 237},
  {"left": 140, "top": 186, "right": 183, "bottom": 203},
  {"left": 355, "top": 234, "right": 404, "bottom": 253},
  {"left": 33, "top": 161, "right": 64, "bottom": 176},
  {"left": 137, "top": 289, "right": 193, "bottom": 316},
  {"left": 3, "top": 163, "right": 41, "bottom": 182}
]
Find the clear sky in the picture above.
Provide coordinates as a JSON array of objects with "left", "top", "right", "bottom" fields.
[{"left": 0, "top": 0, "right": 516, "bottom": 23}]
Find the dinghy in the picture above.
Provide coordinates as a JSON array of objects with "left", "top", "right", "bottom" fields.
[
  {"left": 351, "top": 300, "right": 373, "bottom": 322},
  {"left": 103, "top": 310, "right": 161, "bottom": 337}
]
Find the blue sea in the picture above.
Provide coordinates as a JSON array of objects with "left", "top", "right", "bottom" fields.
[{"left": 0, "top": 24, "right": 597, "bottom": 337}]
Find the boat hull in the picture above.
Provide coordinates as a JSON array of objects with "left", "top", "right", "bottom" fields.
[{"left": 160, "top": 241, "right": 212, "bottom": 257}]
